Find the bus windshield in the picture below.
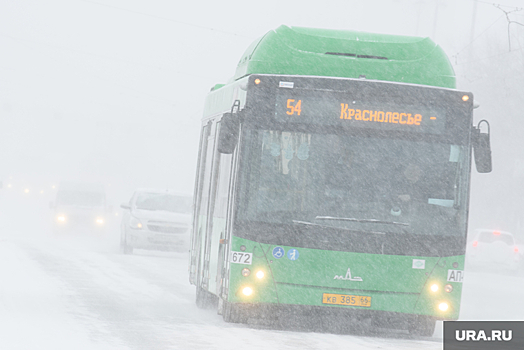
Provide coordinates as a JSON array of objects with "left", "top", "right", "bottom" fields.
[{"left": 237, "top": 129, "right": 468, "bottom": 237}]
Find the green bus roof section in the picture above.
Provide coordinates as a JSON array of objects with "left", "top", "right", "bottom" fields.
[{"left": 234, "top": 25, "right": 455, "bottom": 89}]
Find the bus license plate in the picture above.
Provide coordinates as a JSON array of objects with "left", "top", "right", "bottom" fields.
[{"left": 322, "top": 293, "right": 371, "bottom": 307}]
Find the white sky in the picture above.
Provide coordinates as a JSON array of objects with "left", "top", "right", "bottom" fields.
[{"left": 1, "top": 0, "right": 523, "bottom": 232}]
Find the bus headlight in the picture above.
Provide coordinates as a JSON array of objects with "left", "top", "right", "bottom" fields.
[
  {"left": 242, "top": 287, "right": 253, "bottom": 296},
  {"left": 256, "top": 270, "right": 265, "bottom": 279},
  {"left": 241, "top": 268, "right": 251, "bottom": 277},
  {"left": 444, "top": 284, "right": 453, "bottom": 293},
  {"left": 430, "top": 284, "right": 439, "bottom": 292},
  {"left": 438, "top": 302, "right": 449, "bottom": 312}
]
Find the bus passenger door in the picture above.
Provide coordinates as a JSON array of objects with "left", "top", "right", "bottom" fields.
[
  {"left": 202, "top": 124, "right": 222, "bottom": 292},
  {"left": 210, "top": 128, "right": 235, "bottom": 297},
  {"left": 190, "top": 122, "right": 215, "bottom": 289}
]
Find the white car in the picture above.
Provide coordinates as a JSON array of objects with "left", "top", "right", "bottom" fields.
[
  {"left": 466, "top": 229, "right": 521, "bottom": 273},
  {"left": 120, "top": 189, "right": 192, "bottom": 254},
  {"left": 50, "top": 181, "right": 111, "bottom": 234}
]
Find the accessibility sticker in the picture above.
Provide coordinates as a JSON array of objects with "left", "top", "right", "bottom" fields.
[
  {"left": 287, "top": 248, "right": 299, "bottom": 261},
  {"left": 272, "top": 246, "right": 285, "bottom": 259}
]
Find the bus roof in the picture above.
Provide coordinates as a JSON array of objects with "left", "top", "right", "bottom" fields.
[{"left": 232, "top": 25, "right": 455, "bottom": 89}]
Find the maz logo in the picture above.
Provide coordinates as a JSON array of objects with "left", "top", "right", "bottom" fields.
[{"left": 334, "top": 268, "right": 363, "bottom": 282}]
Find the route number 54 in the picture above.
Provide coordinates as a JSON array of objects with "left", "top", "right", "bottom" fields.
[{"left": 286, "top": 99, "right": 302, "bottom": 116}]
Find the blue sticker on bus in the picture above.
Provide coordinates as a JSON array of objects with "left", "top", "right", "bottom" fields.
[
  {"left": 272, "top": 246, "right": 285, "bottom": 259},
  {"left": 287, "top": 248, "right": 299, "bottom": 261}
]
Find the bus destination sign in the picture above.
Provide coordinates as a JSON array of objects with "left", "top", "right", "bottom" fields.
[{"left": 274, "top": 93, "right": 446, "bottom": 134}]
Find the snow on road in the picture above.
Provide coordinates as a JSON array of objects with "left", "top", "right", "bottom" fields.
[
  {"left": 0, "top": 214, "right": 521, "bottom": 349},
  {"left": 0, "top": 230, "right": 445, "bottom": 350}
]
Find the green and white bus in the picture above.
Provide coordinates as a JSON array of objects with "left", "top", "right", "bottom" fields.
[{"left": 189, "top": 25, "right": 492, "bottom": 335}]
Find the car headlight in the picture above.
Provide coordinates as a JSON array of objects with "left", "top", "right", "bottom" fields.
[
  {"left": 56, "top": 215, "right": 66, "bottom": 223},
  {"left": 95, "top": 217, "right": 105, "bottom": 225},
  {"left": 129, "top": 216, "right": 142, "bottom": 229}
]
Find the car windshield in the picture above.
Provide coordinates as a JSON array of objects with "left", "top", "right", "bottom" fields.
[
  {"left": 57, "top": 191, "right": 105, "bottom": 207},
  {"left": 135, "top": 193, "right": 192, "bottom": 213},
  {"left": 237, "top": 129, "right": 469, "bottom": 236},
  {"left": 478, "top": 231, "right": 514, "bottom": 245}
]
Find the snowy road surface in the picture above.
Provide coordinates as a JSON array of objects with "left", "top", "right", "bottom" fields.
[{"left": 0, "top": 225, "right": 522, "bottom": 349}]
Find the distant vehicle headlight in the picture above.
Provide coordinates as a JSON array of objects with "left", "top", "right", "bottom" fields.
[
  {"left": 129, "top": 216, "right": 142, "bottom": 229},
  {"left": 95, "top": 218, "right": 105, "bottom": 225},
  {"left": 56, "top": 215, "right": 66, "bottom": 223}
]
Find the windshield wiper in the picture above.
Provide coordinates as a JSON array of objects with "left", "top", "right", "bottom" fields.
[
  {"left": 315, "top": 216, "right": 410, "bottom": 227},
  {"left": 292, "top": 220, "right": 387, "bottom": 234},
  {"left": 292, "top": 220, "right": 334, "bottom": 229}
]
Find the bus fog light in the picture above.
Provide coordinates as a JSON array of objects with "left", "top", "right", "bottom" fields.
[
  {"left": 445, "top": 284, "right": 453, "bottom": 293},
  {"left": 430, "top": 284, "right": 439, "bottom": 292},
  {"left": 438, "top": 302, "right": 449, "bottom": 311},
  {"left": 256, "top": 270, "right": 265, "bottom": 279},
  {"left": 242, "top": 287, "right": 253, "bottom": 296},
  {"left": 241, "top": 268, "right": 251, "bottom": 277}
]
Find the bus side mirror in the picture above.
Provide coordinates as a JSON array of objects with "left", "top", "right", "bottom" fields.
[
  {"left": 473, "top": 120, "right": 492, "bottom": 173},
  {"left": 217, "top": 112, "right": 240, "bottom": 154}
]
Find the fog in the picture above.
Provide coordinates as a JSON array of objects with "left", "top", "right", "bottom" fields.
[
  {"left": 1, "top": 0, "right": 522, "bottom": 206},
  {"left": 0, "top": 0, "right": 523, "bottom": 348}
]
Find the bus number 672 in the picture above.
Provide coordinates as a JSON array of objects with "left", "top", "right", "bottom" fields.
[{"left": 231, "top": 251, "right": 252, "bottom": 265}]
